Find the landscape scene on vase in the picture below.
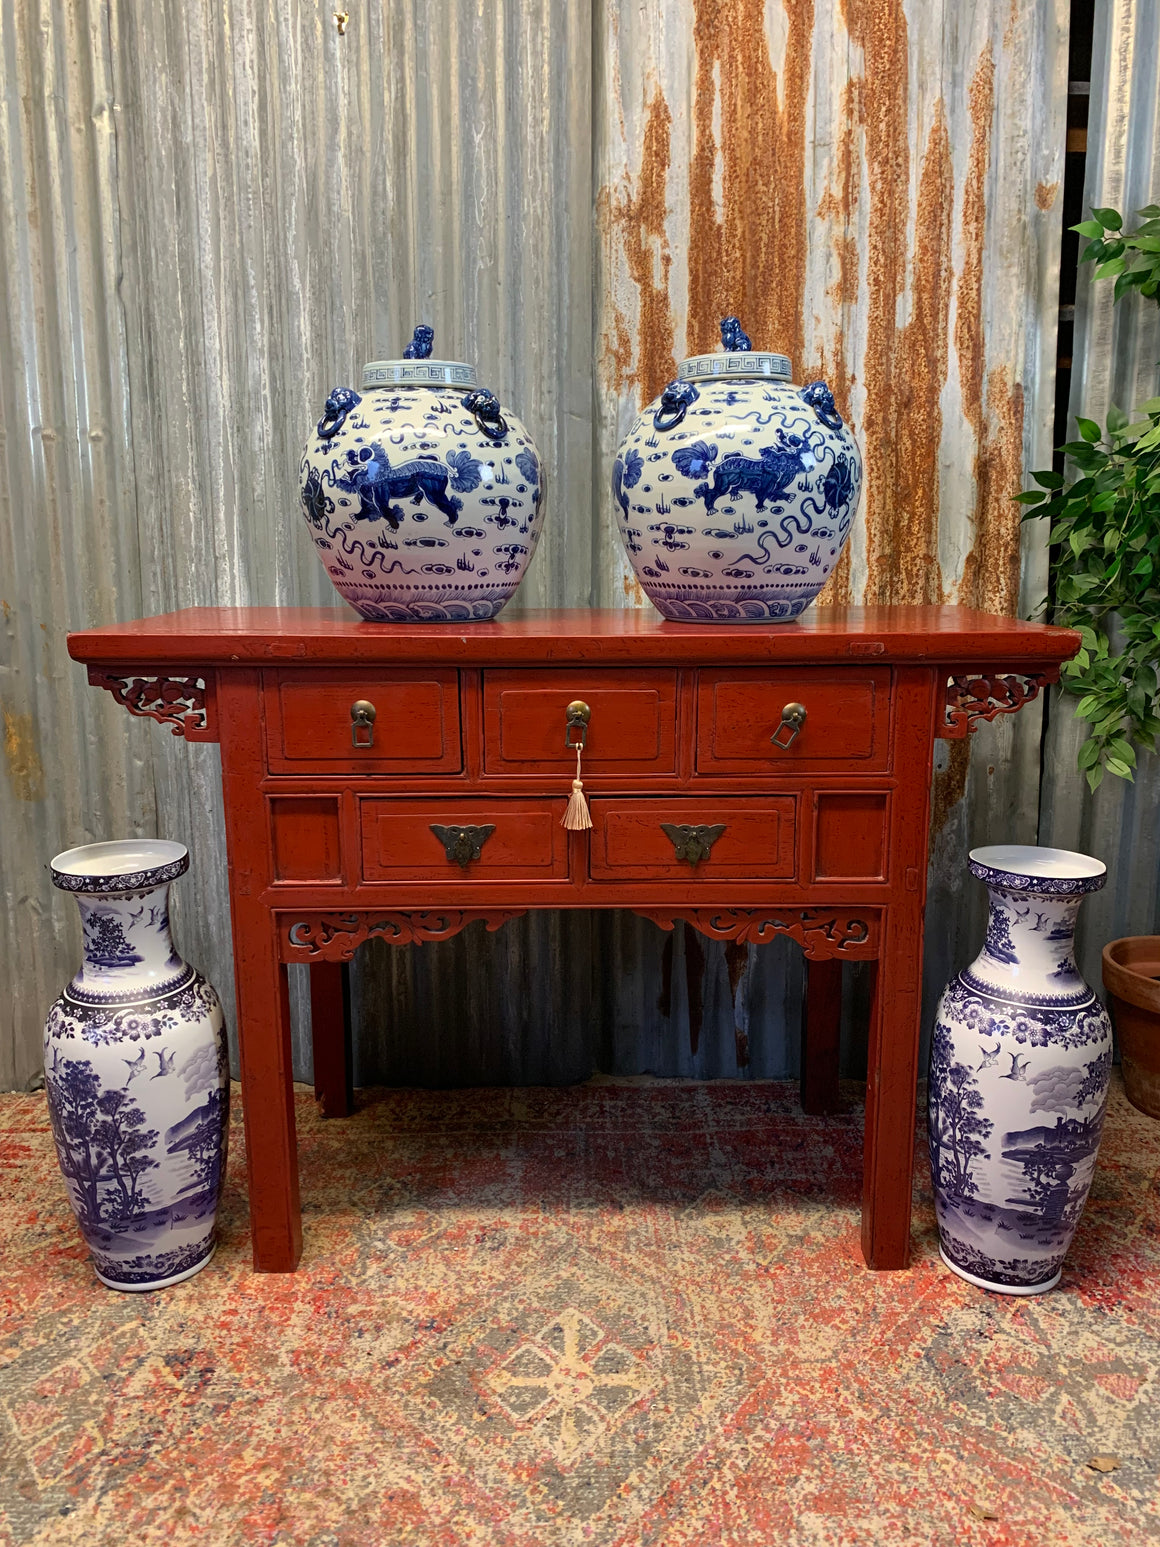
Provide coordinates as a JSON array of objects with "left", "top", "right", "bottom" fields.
[
  {"left": 45, "top": 1029, "right": 228, "bottom": 1283},
  {"left": 612, "top": 381, "right": 859, "bottom": 620},
  {"left": 929, "top": 1005, "right": 1111, "bottom": 1286},
  {"left": 300, "top": 388, "right": 543, "bottom": 621},
  {"left": 79, "top": 896, "right": 182, "bottom": 970},
  {"left": 979, "top": 888, "right": 1086, "bottom": 991}
]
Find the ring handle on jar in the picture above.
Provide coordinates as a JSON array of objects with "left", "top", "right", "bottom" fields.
[
  {"left": 653, "top": 379, "right": 699, "bottom": 433},
  {"left": 800, "top": 380, "right": 844, "bottom": 431},
  {"left": 316, "top": 386, "right": 362, "bottom": 439},
  {"left": 464, "top": 387, "right": 510, "bottom": 443}
]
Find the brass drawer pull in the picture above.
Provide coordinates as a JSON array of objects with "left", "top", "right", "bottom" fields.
[
  {"left": 564, "top": 699, "right": 590, "bottom": 750},
  {"left": 661, "top": 822, "right": 726, "bottom": 866},
  {"left": 351, "top": 699, "right": 377, "bottom": 748},
  {"left": 770, "top": 701, "right": 806, "bottom": 750},
  {"left": 430, "top": 823, "right": 495, "bottom": 868}
]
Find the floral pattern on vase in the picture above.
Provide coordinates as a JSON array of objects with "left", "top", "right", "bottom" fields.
[
  {"left": 928, "top": 844, "right": 1113, "bottom": 1295},
  {"left": 299, "top": 325, "right": 545, "bottom": 622},
  {"left": 44, "top": 840, "right": 229, "bottom": 1291},
  {"left": 611, "top": 317, "right": 862, "bottom": 622}
]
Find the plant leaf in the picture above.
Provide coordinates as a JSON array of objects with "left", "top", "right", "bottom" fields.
[
  {"left": 1093, "top": 206, "right": 1124, "bottom": 230},
  {"left": 1106, "top": 404, "right": 1129, "bottom": 434},
  {"left": 1076, "top": 418, "right": 1103, "bottom": 443}
]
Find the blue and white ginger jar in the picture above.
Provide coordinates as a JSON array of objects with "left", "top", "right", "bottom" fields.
[
  {"left": 611, "top": 316, "right": 861, "bottom": 622},
  {"left": 44, "top": 840, "right": 229, "bottom": 1291},
  {"left": 928, "top": 845, "right": 1113, "bottom": 1295},
  {"left": 300, "top": 325, "right": 545, "bottom": 621}
]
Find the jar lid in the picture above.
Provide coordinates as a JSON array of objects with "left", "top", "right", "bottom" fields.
[
  {"left": 678, "top": 350, "right": 792, "bottom": 384},
  {"left": 678, "top": 315, "right": 792, "bottom": 384},
  {"left": 362, "top": 358, "right": 477, "bottom": 389},
  {"left": 362, "top": 323, "right": 477, "bottom": 390}
]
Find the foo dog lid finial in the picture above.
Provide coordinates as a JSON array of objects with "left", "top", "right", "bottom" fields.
[
  {"left": 362, "top": 324, "right": 478, "bottom": 389},
  {"left": 677, "top": 315, "right": 792, "bottom": 384}
]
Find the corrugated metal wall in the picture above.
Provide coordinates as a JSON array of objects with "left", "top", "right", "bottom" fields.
[
  {"left": 1039, "top": 0, "right": 1160, "bottom": 992},
  {"left": 1, "top": 0, "right": 1151, "bottom": 1094}
]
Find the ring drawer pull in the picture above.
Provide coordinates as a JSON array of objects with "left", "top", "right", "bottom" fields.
[
  {"left": 661, "top": 822, "right": 726, "bottom": 867},
  {"left": 770, "top": 702, "right": 806, "bottom": 751},
  {"left": 564, "top": 700, "right": 591, "bottom": 750},
  {"left": 430, "top": 823, "right": 496, "bottom": 869},
  {"left": 351, "top": 699, "right": 377, "bottom": 747}
]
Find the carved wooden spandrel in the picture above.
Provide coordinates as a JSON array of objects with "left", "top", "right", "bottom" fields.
[
  {"left": 634, "top": 907, "right": 879, "bottom": 960},
  {"left": 939, "top": 672, "right": 1055, "bottom": 740},
  {"left": 88, "top": 667, "right": 218, "bottom": 742},
  {"left": 282, "top": 909, "right": 528, "bottom": 963}
]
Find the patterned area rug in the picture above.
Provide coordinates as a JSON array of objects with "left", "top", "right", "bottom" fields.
[{"left": 2, "top": 1075, "right": 1158, "bottom": 1546}]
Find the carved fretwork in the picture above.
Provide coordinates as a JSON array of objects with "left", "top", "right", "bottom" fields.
[
  {"left": 939, "top": 671, "right": 1054, "bottom": 740},
  {"left": 633, "top": 907, "right": 878, "bottom": 960},
  {"left": 281, "top": 909, "right": 527, "bottom": 962},
  {"left": 88, "top": 668, "right": 217, "bottom": 741}
]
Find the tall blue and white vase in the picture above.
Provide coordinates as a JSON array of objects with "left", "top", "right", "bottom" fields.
[
  {"left": 44, "top": 840, "right": 229, "bottom": 1291},
  {"left": 611, "top": 315, "right": 861, "bottom": 621},
  {"left": 928, "top": 845, "right": 1113, "bottom": 1295}
]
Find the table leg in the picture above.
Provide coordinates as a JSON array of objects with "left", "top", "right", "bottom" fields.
[
  {"left": 311, "top": 961, "right": 353, "bottom": 1119},
  {"left": 234, "top": 913, "right": 303, "bottom": 1272},
  {"left": 860, "top": 905, "right": 924, "bottom": 1269},
  {"left": 800, "top": 957, "right": 842, "bottom": 1115}
]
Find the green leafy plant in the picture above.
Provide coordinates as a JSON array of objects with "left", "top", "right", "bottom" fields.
[
  {"left": 1073, "top": 205, "right": 1160, "bottom": 305},
  {"left": 1017, "top": 205, "right": 1160, "bottom": 792}
]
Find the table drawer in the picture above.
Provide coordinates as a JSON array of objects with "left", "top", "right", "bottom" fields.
[
  {"left": 266, "top": 670, "right": 461, "bottom": 774},
  {"left": 484, "top": 669, "right": 677, "bottom": 774},
  {"left": 697, "top": 669, "right": 890, "bottom": 772},
  {"left": 589, "top": 798, "right": 796, "bottom": 880},
  {"left": 360, "top": 798, "right": 569, "bottom": 881}
]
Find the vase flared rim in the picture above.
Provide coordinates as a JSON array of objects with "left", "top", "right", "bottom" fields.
[
  {"left": 361, "top": 359, "right": 477, "bottom": 390},
  {"left": 50, "top": 839, "right": 190, "bottom": 894},
  {"left": 677, "top": 350, "right": 793, "bottom": 384},
  {"left": 968, "top": 844, "right": 1106, "bottom": 895}
]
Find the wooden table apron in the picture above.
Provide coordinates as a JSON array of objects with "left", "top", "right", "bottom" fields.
[{"left": 67, "top": 606, "right": 1080, "bottom": 1274}]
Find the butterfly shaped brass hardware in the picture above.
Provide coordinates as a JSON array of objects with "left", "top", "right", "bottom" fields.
[
  {"left": 430, "top": 824, "right": 496, "bottom": 869},
  {"left": 660, "top": 823, "right": 726, "bottom": 866}
]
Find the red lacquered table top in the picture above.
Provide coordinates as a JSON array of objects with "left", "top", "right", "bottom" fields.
[{"left": 67, "top": 604, "right": 1080, "bottom": 667}]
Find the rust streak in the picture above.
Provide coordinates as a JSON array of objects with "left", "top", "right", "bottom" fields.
[
  {"left": 930, "top": 738, "right": 971, "bottom": 835},
  {"left": 812, "top": 80, "right": 862, "bottom": 609},
  {"left": 956, "top": 44, "right": 1025, "bottom": 617},
  {"left": 3, "top": 707, "right": 46, "bottom": 802},
  {"left": 843, "top": 0, "right": 951, "bottom": 606},
  {"left": 892, "top": 103, "right": 953, "bottom": 605},
  {"left": 601, "top": 85, "right": 677, "bottom": 406},
  {"left": 687, "top": 0, "right": 815, "bottom": 370},
  {"left": 1035, "top": 179, "right": 1059, "bottom": 211}
]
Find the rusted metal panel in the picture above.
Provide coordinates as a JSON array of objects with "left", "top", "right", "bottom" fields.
[
  {"left": 2, "top": 0, "right": 1072, "bottom": 1090},
  {"left": 1038, "top": 0, "right": 1160, "bottom": 991},
  {"left": 595, "top": 0, "right": 1068, "bottom": 1047}
]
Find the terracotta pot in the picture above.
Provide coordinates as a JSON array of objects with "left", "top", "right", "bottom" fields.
[{"left": 1102, "top": 937, "right": 1160, "bottom": 1120}]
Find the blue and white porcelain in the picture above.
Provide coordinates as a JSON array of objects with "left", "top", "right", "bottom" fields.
[
  {"left": 44, "top": 840, "right": 229, "bottom": 1292},
  {"left": 300, "top": 326, "right": 545, "bottom": 621},
  {"left": 928, "top": 845, "right": 1113, "bottom": 1295},
  {"left": 611, "top": 317, "right": 861, "bottom": 622}
]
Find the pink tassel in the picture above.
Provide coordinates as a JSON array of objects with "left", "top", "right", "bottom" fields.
[{"left": 562, "top": 746, "right": 592, "bottom": 830}]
